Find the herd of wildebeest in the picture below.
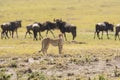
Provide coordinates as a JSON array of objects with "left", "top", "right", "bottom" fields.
[{"left": 1, "top": 19, "right": 120, "bottom": 41}]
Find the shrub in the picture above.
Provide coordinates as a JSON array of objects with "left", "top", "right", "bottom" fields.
[
  {"left": 98, "top": 75, "right": 106, "bottom": 80},
  {"left": 114, "top": 66, "right": 120, "bottom": 77},
  {"left": 0, "top": 72, "right": 12, "bottom": 80},
  {"left": 28, "top": 72, "right": 48, "bottom": 80}
]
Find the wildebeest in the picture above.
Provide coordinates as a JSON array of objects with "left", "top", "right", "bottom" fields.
[
  {"left": 25, "top": 21, "right": 57, "bottom": 40},
  {"left": 54, "top": 19, "right": 77, "bottom": 41},
  {"left": 1, "top": 20, "right": 22, "bottom": 39},
  {"left": 43, "top": 21, "right": 56, "bottom": 38},
  {"left": 1, "top": 23, "right": 10, "bottom": 39},
  {"left": 115, "top": 24, "right": 120, "bottom": 40},
  {"left": 94, "top": 22, "right": 114, "bottom": 39},
  {"left": 25, "top": 23, "right": 43, "bottom": 39},
  {"left": 25, "top": 24, "right": 33, "bottom": 38},
  {"left": 32, "top": 22, "right": 43, "bottom": 40}
]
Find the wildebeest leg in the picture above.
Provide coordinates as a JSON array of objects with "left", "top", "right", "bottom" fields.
[
  {"left": 39, "top": 32, "right": 43, "bottom": 40},
  {"left": 5, "top": 31, "right": 9, "bottom": 39},
  {"left": 1, "top": 30, "right": 5, "bottom": 39},
  {"left": 25, "top": 31, "right": 32, "bottom": 38},
  {"left": 4, "top": 31, "right": 7, "bottom": 39},
  {"left": 16, "top": 30, "right": 18, "bottom": 38},
  {"left": 2, "top": 31, "right": 8, "bottom": 39},
  {"left": 71, "top": 32, "right": 76, "bottom": 40},
  {"left": 25, "top": 31, "right": 29, "bottom": 38},
  {"left": 36, "top": 32, "right": 38, "bottom": 40},
  {"left": 1, "top": 31, "right": 4, "bottom": 39},
  {"left": 29, "top": 31, "right": 32, "bottom": 38},
  {"left": 12, "top": 31, "right": 14, "bottom": 38},
  {"left": 97, "top": 32, "right": 100, "bottom": 39},
  {"left": 115, "top": 35, "right": 117, "bottom": 40},
  {"left": 49, "top": 30, "right": 55, "bottom": 38},
  {"left": 106, "top": 31, "right": 109, "bottom": 39},
  {"left": 33, "top": 31, "right": 38, "bottom": 41},
  {"left": 46, "top": 30, "right": 55, "bottom": 38},
  {"left": 1, "top": 30, "right": 7, "bottom": 39},
  {"left": 64, "top": 33, "right": 67, "bottom": 41},
  {"left": 46, "top": 30, "right": 49, "bottom": 37}
]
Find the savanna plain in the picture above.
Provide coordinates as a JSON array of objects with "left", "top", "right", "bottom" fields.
[{"left": 0, "top": 0, "right": 120, "bottom": 80}]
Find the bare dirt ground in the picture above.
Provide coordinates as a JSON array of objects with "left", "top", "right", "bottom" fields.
[{"left": 0, "top": 52, "right": 120, "bottom": 80}]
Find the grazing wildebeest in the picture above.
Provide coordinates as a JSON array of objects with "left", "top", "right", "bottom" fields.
[
  {"left": 54, "top": 19, "right": 77, "bottom": 41},
  {"left": 115, "top": 24, "right": 120, "bottom": 40},
  {"left": 1, "top": 20, "right": 22, "bottom": 39},
  {"left": 94, "top": 22, "right": 114, "bottom": 39}
]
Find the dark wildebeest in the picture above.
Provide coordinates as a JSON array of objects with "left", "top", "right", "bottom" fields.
[
  {"left": 43, "top": 21, "right": 57, "bottom": 38},
  {"left": 115, "top": 24, "right": 120, "bottom": 40},
  {"left": 1, "top": 22, "right": 10, "bottom": 39},
  {"left": 94, "top": 22, "right": 114, "bottom": 39},
  {"left": 32, "top": 22, "right": 43, "bottom": 40},
  {"left": 11, "top": 20, "right": 22, "bottom": 38},
  {"left": 1, "top": 20, "right": 22, "bottom": 39},
  {"left": 25, "top": 21, "right": 57, "bottom": 39},
  {"left": 54, "top": 19, "right": 77, "bottom": 41},
  {"left": 25, "top": 23, "right": 42, "bottom": 39},
  {"left": 25, "top": 24, "right": 33, "bottom": 38}
]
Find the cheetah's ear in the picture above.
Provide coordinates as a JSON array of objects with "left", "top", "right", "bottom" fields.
[{"left": 59, "top": 34, "right": 63, "bottom": 37}]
